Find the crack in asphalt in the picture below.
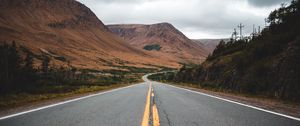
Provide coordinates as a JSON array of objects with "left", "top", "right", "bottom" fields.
[{"left": 153, "top": 86, "right": 173, "bottom": 126}]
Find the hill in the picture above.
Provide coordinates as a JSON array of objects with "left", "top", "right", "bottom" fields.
[
  {"left": 0, "top": 0, "right": 178, "bottom": 70},
  {"left": 107, "top": 23, "right": 209, "bottom": 64},
  {"left": 168, "top": 0, "right": 300, "bottom": 101}
]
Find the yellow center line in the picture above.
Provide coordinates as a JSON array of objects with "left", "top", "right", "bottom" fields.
[
  {"left": 151, "top": 83, "right": 160, "bottom": 126},
  {"left": 141, "top": 81, "right": 160, "bottom": 126},
  {"left": 152, "top": 104, "right": 160, "bottom": 126},
  {"left": 141, "top": 82, "right": 152, "bottom": 126}
]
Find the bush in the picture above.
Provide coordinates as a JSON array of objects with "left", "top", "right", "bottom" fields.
[{"left": 143, "top": 44, "right": 161, "bottom": 51}]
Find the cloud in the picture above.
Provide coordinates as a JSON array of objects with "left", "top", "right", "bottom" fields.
[
  {"left": 78, "top": 0, "right": 286, "bottom": 39},
  {"left": 247, "top": 0, "right": 291, "bottom": 7}
]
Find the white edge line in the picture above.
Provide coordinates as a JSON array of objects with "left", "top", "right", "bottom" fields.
[
  {"left": 0, "top": 83, "right": 143, "bottom": 120},
  {"left": 158, "top": 82, "right": 300, "bottom": 122}
]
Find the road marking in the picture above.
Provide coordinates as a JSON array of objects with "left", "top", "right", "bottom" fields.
[
  {"left": 151, "top": 85, "right": 160, "bottom": 126},
  {"left": 141, "top": 82, "right": 152, "bottom": 126},
  {"left": 0, "top": 83, "right": 144, "bottom": 120},
  {"left": 152, "top": 104, "right": 160, "bottom": 126},
  {"left": 162, "top": 83, "right": 300, "bottom": 121}
]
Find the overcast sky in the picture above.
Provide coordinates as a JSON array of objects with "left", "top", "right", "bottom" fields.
[{"left": 78, "top": 0, "right": 291, "bottom": 39}]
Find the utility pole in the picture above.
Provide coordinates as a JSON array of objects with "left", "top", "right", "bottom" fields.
[
  {"left": 252, "top": 24, "right": 256, "bottom": 38},
  {"left": 232, "top": 28, "right": 238, "bottom": 41},
  {"left": 253, "top": 24, "right": 256, "bottom": 34},
  {"left": 238, "top": 23, "right": 244, "bottom": 40},
  {"left": 258, "top": 26, "right": 261, "bottom": 34}
]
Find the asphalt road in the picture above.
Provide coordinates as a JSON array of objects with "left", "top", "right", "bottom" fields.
[
  {"left": 152, "top": 82, "right": 300, "bottom": 126},
  {"left": 0, "top": 83, "right": 149, "bottom": 126},
  {"left": 0, "top": 74, "right": 299, "bottom": 126}
]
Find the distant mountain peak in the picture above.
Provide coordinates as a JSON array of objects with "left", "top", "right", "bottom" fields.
[
  {"left": 151, "top": 22, "right": 173, "bottom": 27},
  {"left": 107, "top": 23, "right": 209, "bottom": 64}
]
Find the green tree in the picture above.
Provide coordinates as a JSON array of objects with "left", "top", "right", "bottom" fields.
[
  {"left": 212, "top": 40, "right": 226, "bottom": 56},
  {"left": 42, "top": 55, "right": 50, "bottom": 78},
  {"left": 0, "top": 42, "right": 22, "bottom": 93},
  {"left": 21, "top": 52, "right": 37, "bottom": 88}
]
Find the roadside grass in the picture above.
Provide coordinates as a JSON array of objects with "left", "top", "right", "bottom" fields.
[
  {"left": 154, "top": 80, "right": 300, "bottom": 109},
  {"left": 155, "top": 80, "right": 275, "bottom": 100},
  {"left": 0, "top": 84, "right": 134, "bottom": 111}
]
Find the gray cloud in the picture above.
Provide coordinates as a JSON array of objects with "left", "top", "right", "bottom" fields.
[
  {"left": 247, "top": 0, "right": 291, "bottom": 7},
  {"left": 78, "top": 0, "right": 288, "bottom": 39}
]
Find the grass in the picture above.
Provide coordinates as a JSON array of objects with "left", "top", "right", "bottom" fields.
[
  {"left": 154, "top": 79, "right": 286, "bottom": 102},
  {"left": 0, "top": 84, "right": 135, "bottom": 111}
]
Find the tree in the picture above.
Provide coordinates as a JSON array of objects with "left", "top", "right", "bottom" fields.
[
  {"left": 268, "top": 9, "right": 278, "bottom": 25},
  {"left": 21, "top": 52, "right": 37, "bottom": 87},
  {"left": 0, "top": 42, "right": 22, "bottom": 93},
  {"left": 0, "top": 42, "right": 10, "bottom": 93},
  {"left": 9, "top": 41, "right": 21, "bottom": 74},
  {"left": 42, "top": 55, "right": 50, "bottom": 77},
  {"left": 212, "top": 40, "right": 226, "bottom": 55},
  {"left": 24, "top": 53, "right": 34, "bottom": 69},
  {"left": 7, "top": 42, "right": 21, "bottom": 87}
]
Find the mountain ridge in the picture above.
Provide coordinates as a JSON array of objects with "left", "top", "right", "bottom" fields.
[
  {"left": 0, "top": 0, "right": 179, "bottom": 70},
  {"left": 107, "top": 23, "right": 209, "bottom": 64}
]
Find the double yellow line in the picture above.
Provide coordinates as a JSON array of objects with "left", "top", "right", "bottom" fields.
[{"left": 141, "top": 82, "right": 160, "bottom": 126}]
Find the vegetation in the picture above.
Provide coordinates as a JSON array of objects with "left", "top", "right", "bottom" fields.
[
  {"left": 143, "top": 44, "right": 161, "bottom": 51},
  {"left": 148, "top": 72, "right": 175, "bottom": 82},
  {"left": 0, "top": 42, "right": 144, "bottom": 109},
  {"left": 154, "top": 0, "right": 300, "bottom": 102}
]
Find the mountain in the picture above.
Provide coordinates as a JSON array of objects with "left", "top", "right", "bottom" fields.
[
  {"left": 0, "top": 0, "right": 178, "bottom": 70},
  {"left": 107, "top": 23, "right": 209, "bottom": 64},
  {"left": 192, "top": 39, "right": 227, "bottom": 54}
]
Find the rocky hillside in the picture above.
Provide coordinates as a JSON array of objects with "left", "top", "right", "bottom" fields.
[
  {"left": 108, "top": 23, "right": 209, "bottom": 64},
  {"left": 173, "top": 0, "right": 300, "bottom": 101},
  {"left": 0, "top": 0, "right": 178, "bottom": 70}
]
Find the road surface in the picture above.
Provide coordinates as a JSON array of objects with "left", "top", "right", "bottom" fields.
[
  {"left": 0, "top": 74, "right": 299, "bottom": 126},
  {"left": 152, "top": 82, "right": 300, "bottom": 126}
]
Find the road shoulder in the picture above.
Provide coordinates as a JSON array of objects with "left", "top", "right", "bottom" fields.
[
  {"left": 163, "top": 83, "right": 300, "bottom": 118},
  {"left": 0, "top": 83, "right": 138, "bottom": 118}
]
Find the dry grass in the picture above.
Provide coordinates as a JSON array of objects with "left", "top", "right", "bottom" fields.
[{"left": 0, "top": 84, "right": 135, "bottom": 111}]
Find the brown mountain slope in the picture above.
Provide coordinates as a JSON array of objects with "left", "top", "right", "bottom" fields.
[
  {"left": 0, "top": 0, "right": 178, "bottom": 70},
  {"left": 107, "top": 23, "right": 209, "bottom": 64},
  {"left": 192, "top": 39, "right": 229, "bottom": 54}
]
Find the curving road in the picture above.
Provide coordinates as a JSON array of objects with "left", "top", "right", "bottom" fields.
[{"left": 0, "top": 74, "right": 299, "bottom": 126}]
